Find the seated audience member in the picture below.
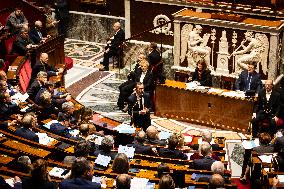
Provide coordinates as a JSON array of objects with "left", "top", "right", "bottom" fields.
[
  {"left": 34, "top": 81, "right": 71, "bottom": 106},
  {"left": 44, "top": 4, "right": 59, "bottom": 37},
  {"left": 0, "top": 92, "right": 20, "bottom": 120},
  {"left": 37, "top": 91, "right": 58, "bottom": 119},
  {"left": 158, "top": 174, "right": 175, "bottom": 189},
  {"left": 127, "top": 130, "right": 155, "bottom": 155},
  {"left": 15, "top": 114, "right": 39, "bottom": 142},
  {"left": 0, "top": 80, "right": 16, "bottom": 96},
  {"left": 112, "top": 153, "right": 129, "bottom": 174},
  {"left": 59, "top": 157, "right": 106, "bottom": 189},
  {"left": 27, "top": 71, "right": 47, "bottom": 101},
  {"left": 193, "top": 142, "right": 216, "bottom": 170},
  {"left": 100, "top": 22, "right": 125, "bottom": 71},
  {"left": 131, "top": 52, "right": 146, "bottom": 78},
  {"left": 240, "top": 132, "right": 274, "bottom": 183},
  {"left": 251, "top": 79, "right": 280, "bottom": 137},
  {"left": 209, "top": 174, "right": 225, "bottom": 189},
  {"left": 158, "top": 133, "right": 187, "bottom": 160},
  {"left": 0, "top": 175, "right": 21, "bottom": 189},
  {"left": 93, "top": 135, "right": 117, "bottom": 159},
  {"left": 274, "top": 130, "right": 284, "bottom": 153},
  {"left": 235, "top": 61, "right": 262, "bottom": 93},
  {"left": 118, "top": 60, "right": 153, "bottom": 111},
  {"left": 50, "top": 120, "right": 72, "bottom": 139},
  {"left": 190, "top": 59, "right": 212, "bottom": 87},
  {"left": 22, "top": 159, "right": 57, "bottom": 189},
  {"left": 78, "top": 123, "right": 103, "bottom": 142},
  {"left": 6, "top": 7, "right": 28, "bottom": 34},
  {"left": 12, "top": 29, "right": 37, "bottom": 56},
  {"left": 116, "top": 174, "right": 131, "bottom": 189},
  {"left": 58, "top": 101, "right": 77, "bottom": 128},
  {"left": 192, "top": 131, "right": 220, "bottom": 151},
  {"left": 145, "top": 126, "right": 166, "bottom": 146},
  {"left": 14, "top": 156, "right": 32, "bottom": 174},
  {"left": 0, "top": 70, "right": 7, "bottom": 81},
  {"left": 128, "top": 83, "right": 152, "bottom": 130},
  {"left": 31, "top": 53, "right": 64, "bottom": 82},
  {"left": 196, "top": 161, "right": 225, "bottom": 183},
  {"left": 157, "top": 163, "right": 170, "bottom": 178},
  {"left": 74, "top": 140, "right": 92, "bottom": 157},
  {"left": 29, "top": 20, "right": 50, "bottom": 44}
]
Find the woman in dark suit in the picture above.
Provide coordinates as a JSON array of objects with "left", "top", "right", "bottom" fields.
[{"left": 191, "top": 60, "right": 212, "bottom": 87}]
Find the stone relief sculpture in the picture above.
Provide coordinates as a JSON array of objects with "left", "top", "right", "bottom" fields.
[
  {"left": 180, "top": 24, "right": 212, "bottom": 70},
  {"left": 216, "top": 30, "right": 229, "bottom": 74},
  {"left": 232, "top": 31, "right": 269, "bottom": 74}
]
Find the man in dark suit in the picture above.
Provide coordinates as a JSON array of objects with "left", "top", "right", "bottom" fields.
[
  {"left": 100, "top": 22, "right": 125, "bottom": 71},
  {"left": 15, "top": 114, "right": 39, "bottom": 143},
  {"left": 127, "top": 130, "right": 155, "bottom": 155},
  {"left": 116, "top": 174, "right": 131, "bottom": 189},
  {"left": 0, "top": 92, "right": 20, "bottom": 120},
  {"left": 29, "top": 21, "right": 49, "bottom": 44},
  {"left": 193, "top": 142, "right": 216, "bottom": 170},
  {"left": 235, "top": 62, "right": 262, "bottom": 93},
  {"left": 31, "top": 53, "right": 64, "bottom": 82},
  {"left": 145, "top": 126, "right": 167, "bottom": 146},
  {"left": 59, "top": 157, "right": 105, "bottom": 189},
  {"left": 6, "top": 8, "right": 28, "bottom": 34},
  {"left": 148, "top": 42, "right": 164, "bottom": 83},
  {"left": 274, "top": 131, "right": 284, "bottom": 153},
  {"left": 12, "top": 29, "right": 37, "bottom": 56},
  {"left": 158, "top": 134, "right": 188, "bottom": 160},
  {"left": 128, "top": 82, "right": 151, "bottom": 131},
  {"left": 27, "top": 71, "right": 47, "bottom": 101},
  {"left": 93, "top": 136, "right": 117, "bottom": 160},
  {"left": 251, "top": 79, "right": 280, "bottom": 137}
]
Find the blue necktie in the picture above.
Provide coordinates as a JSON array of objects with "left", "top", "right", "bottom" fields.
[{"left": 247, "top": 74, "right": 252, "bottom": 91}]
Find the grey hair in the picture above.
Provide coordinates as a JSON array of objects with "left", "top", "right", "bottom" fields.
[
  {"left": 199, "top": 141, "right": 212, "bottom": 156},
  {"left": 62, "top": 101, "right": 74, "bottom": 111},
  {"left": 211, "top": 161, "right": 225, "bottom": 175}
]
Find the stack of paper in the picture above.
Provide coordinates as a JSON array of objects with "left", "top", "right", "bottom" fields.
[
  {"left": 43, "top": 120, "right": 59, "bottom": 129},
  {"left": 159, "top": 131, "right": 171, "bottom": 140},
  {"left": 49, "top": 167, "right": 67, "bottom": 178},
  {"left": 113, "top": 123, "right": 136, "bottom": 134},
  {"left": 95, "top": 154, "right": 111, "bottom": 167},
  {"left": 11, "top": 93, "right": 29, "bottom": 103},
  {"left": 118, "top": 145, "right": 135, "bottom": 158},
  {"left": 258, "top": 155, "right": 273, "bottom": 163},
  {"left": 36, "top": 133, "right": 55, "bottom": 145},
  {"left": 131, "top": 177, "right": 149, "bottom": 189}
]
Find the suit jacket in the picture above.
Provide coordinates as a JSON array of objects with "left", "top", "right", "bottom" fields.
[
  {"left": 193, "top": 156, "right": 216, "bottom": 170},
  {"left": 59, "top": 178, "right": 101, "bottom": 189},
  {"left": 27, "top": 80, "right": 42, "bottom": 101},
  {"left": 31, "top": 60, "right": 57, "bottom": 80},
  {"left": 109, "top": 29, "right": 125, "bottom": 53},
  {"left": 235, "top": 70, "right": 262, "bottom": 93},
  {"left": 274, "top": 137, "right": 284, "bottom": 153},
  {"left": 0, "top": 102, "right": 19, "bottom": 120},
  {"left": 148, "top": 49, "right": 161, "bottom": 67},
  {"left": 253, "top": 144, "right": 274, "bottom": 154},
  {"left": 50, "top": 122, "right": 71, "bottom": 138},
  {"left": 254, "top": 89, "right": 280, "bottom": 116},
  {"left": 29, "top": 27, "right": 43, "bottom": 44},
  {"left": 134, "top": 70, "right": 153, "bottom": 92},
  {"left": 192, "top": 69, "right": 212, "bottom": 87},
  {"left": 127, "top": 142, "right": 154, "bottom": 155},
  {"left": 192, "top": 143, "right": 220, "bottom": 151},
  {"left": 12, "top": 35, "right": 34, "bottom": 55},
  {"left": 158, "top": 148, "right": 188, "bottom": 160},
  {"left": 15, "top": 127, "right": 39, "bottom": 143},
  {"left": 6, "top": 11, "right": 28, "bottom": 34},
  {"left": 93, "top": 149, "right": 117, "bottom": 160},
  {"left": 144, "top": 138, "right": 167, "bottom": 146},
  {"left": 128, "top": 92, "right": 151, "bottom": 129},
  {"left": 22, "top": 177, "right": 57, "bottom": 189}
]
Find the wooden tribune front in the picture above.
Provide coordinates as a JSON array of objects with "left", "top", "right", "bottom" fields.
[{"left": 155, "top": 80, "right": 254, "bottom": 133}]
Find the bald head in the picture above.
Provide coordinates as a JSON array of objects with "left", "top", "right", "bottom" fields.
[
  {"left": 116, "top": 174, "right": 131, "bottom": 189},
  {"left": 35, "top": 21, "right": 42, "bottom": 29},
  {"left": 265, "top": 79, "right": 273, "bottom": 92},
  {"left": 136, "top": 130, "right": 146, "bottom": 143},
  {"left": 211, "top": 161, "right": 225, "bottom": 175},
  {"left": 113, "top": 22, "right": 121, "bottom": 32},
  {"left": 40, "top": 53, "right": 49, "bottom": 64},
  {"left": 146, "top": 126, "right": 158, "bottom": 140}
]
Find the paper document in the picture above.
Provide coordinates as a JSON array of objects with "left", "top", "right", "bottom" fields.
[
  {"left": 49, "top": 167, "right": 67, "bottom": 178},
  {"left": 258, "top": 155, "right": 273, "bottom": 163},
  {"left": 113, "top": 123, "right": 136, "bottom": 134},
  {"left": 131, "top": 177, "right": 149, "bottom": 189},
  {"left": 118, "top": 145, "right": 135, "bottom": 158},
  {"left": 242, "top": 139, "right": 259, "bottom": 149},
  {"left": 184, "top": 135, "right": 193, "bottom": 143},
  {"left": 43, "top": 120, "right": 59, "bottom": 129},
  {"left": 95, "top": 154, "right": 111, "bottom": 167},
  {"left": 159, "top": 131, "right": 171, "bottom": 140},
  {"left": 36, "top": 132, "right": 55, "bottom": 145},
  {"left": 11, "top": 92, "right": 29, "bottom": 102}
]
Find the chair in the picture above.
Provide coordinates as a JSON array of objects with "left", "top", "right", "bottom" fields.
[{"left": 220, "top": 75, "right": 236, "bottom": 90}]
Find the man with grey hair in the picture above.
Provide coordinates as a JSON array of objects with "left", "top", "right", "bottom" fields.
[
  {"left": 29, "top": 20, "right": 50, "bottom": 44},
  {"left": 192, "top": 130, "right": 220, "bottom": 151},
  {"left": 27, "top": 71, "right": 47, "bottom": 101},
  {"left": 193, "top": 142, "right": 216, "bottom": 170},
  {"left": 15, "top": 156, "right": 32, "bottom": 173},
  {"left": 211, "top": 161, "right": 225, "bottom": 175},
  {"left": 93, "top": 135, "right": 117, "bottom": 159},
  {"left": 15, "top": 114, "right": 39, "bottom": 142},
  {"left": 100, "top": 22, "right": 125, "bottom": 71},
  {"left": 145, "top": 126, "right": 166, "bottom": 146},
  {"left": 128, "top": 130, "right": 155, "bottom": 155},
  {"left": 58, "top": 101, "right": 76, "bottom": 128}
]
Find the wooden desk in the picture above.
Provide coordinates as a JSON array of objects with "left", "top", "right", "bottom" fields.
[{"left": 155, "top": 80, "right": 255, "bottom": 133}]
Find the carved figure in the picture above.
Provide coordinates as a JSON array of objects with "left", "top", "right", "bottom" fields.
[{"left": 232, "top": 31, "right": 268, "bottom": 74}]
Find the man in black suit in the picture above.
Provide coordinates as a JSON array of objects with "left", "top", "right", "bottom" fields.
[
  {"left": 59, "top": 157, "right": 105, "bottom": 189},
  {"left": 31, "top": 53, "right": 64, "bottom": 82},
  {"left": 27, "top": 71, "right": 47, "bottom": 101},
  {"left": 147, "top": 42, "right": 164, "bottom": 83},
  {"left": 127, "top": 130, "right": 155, "bottom": 155},
  {"left": 100, "top": 22, "right": 125, "bottom": 71},
  {"left": 193, "top": 142, "right": 216, "bottom": 170},
  {"left": 145, "top": 126, "right": 167, "bottom": 146},
  {"left": 29, "top": 21, "right": 50, "bottom": 44},
  {"left": 0, "top": 92, "right": 20, "bottom": 121},
  {"left": 118, "top": 60, "right": 153, "bottom": 110},
  {"left": 251, "top": 79, "right": 280, "bottom": 137},
  {"left": 158, "top": 134, "right": 188, "bottom": 160},
  {"left": 15, "top": 114, "right": 39, "bottom": 143},
  {"left": 93, "top": 135, "right": 117, "bottom": 160},
  {"left": 235, "top": 62, "right": 262, "bottom": 93},
  {"left": 128, "top": 82, "right": 151, "bottom": 130},
  {"left": 12, "top": 29, "right": 37, "bottom": 56}
]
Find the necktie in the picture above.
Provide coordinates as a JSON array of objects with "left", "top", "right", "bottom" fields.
[{"left": 247, "top": 74, "right": 252, "bottom": 91}]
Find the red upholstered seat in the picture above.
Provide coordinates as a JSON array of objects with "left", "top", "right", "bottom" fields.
[
  {"left": 0, "top": 61, "right": 9, "bottom": 72},
  {"left": 19, "top": 59, "right": 32, "bottom": 92},
  {"left": 276, "top": 118, "right": 284, "bottom": 127},
  {"left": 64, "top": 56, "right": 73, "bottom": 70},
  {"left": 5, "top": 35, "right": 17, "bottom": 63}
]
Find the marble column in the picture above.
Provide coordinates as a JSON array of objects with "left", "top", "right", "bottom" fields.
[
  {"left": 268, "top": 34, "right": 279, "bottom": 79},
  {"left": 173, "top": 20, "right": 181, "bottom": 66},
  {"left": 124, "top": 0, "right": 131, "bottom": 39}
]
